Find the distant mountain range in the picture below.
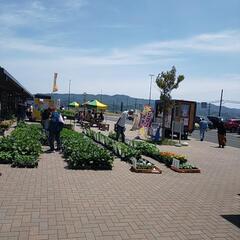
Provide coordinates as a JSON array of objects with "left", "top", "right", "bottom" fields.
[{"left": 48, "top": 93, "right": 240, "bottom": 119}]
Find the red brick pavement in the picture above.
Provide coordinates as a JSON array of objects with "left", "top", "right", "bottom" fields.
[{"left": 0, "top": 137, "right": 240, "bottom": 240}]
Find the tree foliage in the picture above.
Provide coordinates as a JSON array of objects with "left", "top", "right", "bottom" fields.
[
  {"left": 156, "top": 66, "right": 184, "bottom": 99},
  {"left": 155, "top": 66, "right": 184, "bottom": 139}
]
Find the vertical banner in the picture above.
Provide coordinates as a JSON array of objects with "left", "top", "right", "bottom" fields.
[
  {"left": 52, "top": 73, "right": 58, "bottom": 92},
  {"left": 139, "top": 105, "right": 153, "bottom": 138}
]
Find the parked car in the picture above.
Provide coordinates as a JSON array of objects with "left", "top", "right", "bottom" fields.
[{"left": 224, "top": 119, "right": 240, "bottom": 132}]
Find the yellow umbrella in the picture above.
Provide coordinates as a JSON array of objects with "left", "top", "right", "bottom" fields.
[
  {"left": 68, "top": 101, "right": 80, "bottom": 107},
  {"left": 85, "top": 100, "right": 108, "bottom": 110}
]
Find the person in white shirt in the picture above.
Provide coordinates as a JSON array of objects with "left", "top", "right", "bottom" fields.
[{"left": 115, "top": 110, "right": 134, "bottom": 142}]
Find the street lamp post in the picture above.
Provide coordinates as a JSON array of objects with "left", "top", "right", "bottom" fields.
[
  {"left": 68, "top": 80, "right": 71, "bottom": 110},
  {"left": 148, "top": 74, "right": 154, "bottom": 105}
]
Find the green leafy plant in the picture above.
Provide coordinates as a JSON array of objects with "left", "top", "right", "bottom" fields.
[
  {"left": 129, "top": 141, "right": 160, "bottom": 159},
  {"left": 0, "top": 123, "right": 42, "bottom": 168},
  {"left": 61, "top": 129, "right": 113, "bottom": 170},
  {"left": 135, "top": 159, "right": 154, "bottom": 169},
  {"left": 0, "top": 151, "right": 13, "bottom": 164},
  {"left": 85, "top": 129, "right": 141, "bottom": 161},
  {"left": 108, "top": 131, "right": 117, "bottom": 140},
  {"left": 12, "top": 154, "right": 38, "bottom": 168},
  {"left": 179, "top": 163, "right": 196, "bottom": 169}
]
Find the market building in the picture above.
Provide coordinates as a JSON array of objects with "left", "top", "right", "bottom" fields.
[{"left": 0, "top": 67, "right": 32, "bottom": 120}]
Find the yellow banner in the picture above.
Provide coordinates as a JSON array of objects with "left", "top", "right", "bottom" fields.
[{"left": 52, "top": 73, "right": 58, "bottom": 92}]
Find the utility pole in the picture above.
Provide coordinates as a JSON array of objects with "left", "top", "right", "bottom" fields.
[
  {"left": 149, "top": 74, "right": 154, "bottom": 105},
  {"left": 218, "top": 89, "right": 223, "bottom": 117},
  {"left": 68, "top": 80, "right": 71, "bottom": 109},
  {"left": 120, "top": 102, "right": 123, "bottom": 112},
  {"left": 83, "top": 92, "right": 87, "bottom": 103},
  {"left": 208, "top": 103, "right": 211, "bottom": 116},
  {"left": 112, "top": 101, "right": 115, "bottom": 113}
]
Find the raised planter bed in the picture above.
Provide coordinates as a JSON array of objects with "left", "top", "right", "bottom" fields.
[
  {"left": 130, "top": 165, "right": 162, "bottom": 174},
  {"left": 170, "top": 166, "right": 201, "bottom": 173}
]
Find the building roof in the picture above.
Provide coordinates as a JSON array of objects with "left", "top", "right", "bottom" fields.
[{"left": 0, "top": 67, "right": 32, "bottom": 98}]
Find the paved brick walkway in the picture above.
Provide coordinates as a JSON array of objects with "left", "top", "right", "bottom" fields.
[{"left": 0, "top": 127, "right": 240, "bottom": 239}]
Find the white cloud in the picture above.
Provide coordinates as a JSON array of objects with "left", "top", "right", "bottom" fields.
[
  {"left": 0, "top": 0, "right": 87, "bottom": 29},
  {"left": 1, "top": 27, "right": 240, "bottom": 101},
  {"left": 1, "top": 29, "right": 239, "bottom": 66},
  {"left": 168, "top": 75, "right": 240, "bottom": 103}
]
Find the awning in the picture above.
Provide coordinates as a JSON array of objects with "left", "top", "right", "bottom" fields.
[
  {"left": 84, "top": 99, "right": 108, "bottom": 110},
  {"left": 69, "top": 101, "right": 80, "bottom": 107}
]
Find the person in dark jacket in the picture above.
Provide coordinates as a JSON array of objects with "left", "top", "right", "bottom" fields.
[
  {"left": 217, "top": 119, "right": 226, "bottom": 148},
  {"left": 48, "top": 108, "right": 64, "bottom": 152}
]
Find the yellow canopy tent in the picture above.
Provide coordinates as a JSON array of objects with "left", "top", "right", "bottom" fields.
[{"left": 84, "top": 100, "right": 108, "bottom": 110}]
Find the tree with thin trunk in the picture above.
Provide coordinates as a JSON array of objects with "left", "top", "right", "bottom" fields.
[{"left": 156, "top": 66, "right": 184, "bottom": 140}]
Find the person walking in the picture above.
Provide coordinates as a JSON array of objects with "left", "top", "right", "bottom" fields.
[
  {"left": 217, "top": 119, "right": 226, "bottom": 148},
  {"left": 115, "top": 110, "right": 134, "bottom": 143},
  {"left": 48, "top": 108, "right": 64, "bottom": 152},
  {"left": 199, "top": 118, "right": 208, "bottom": 141},
  {"left": 41, "top": 108, "right": 51, "bottom": 145}
]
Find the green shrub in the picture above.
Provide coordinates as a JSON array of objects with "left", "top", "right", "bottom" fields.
[
  {"left": 0, "top": 136, "right": 13, "bottom": 152},
  {"left": 0, "top": 151, "right": 13, "bottom": 164},
  {"left": 85, "top": 129, "right": 141, "bottom": 161},
  {"left": 12, "top": 154, "right": 38, "bottom": 168},
  {"left": 0, "top": 123, "right": 42, "bottom": 168},
  {"left": 129, "top": 141, "right": 160, "bottom": 159},
  {"left": 61, "top": 129, "right": 113, "bottom": 170}
]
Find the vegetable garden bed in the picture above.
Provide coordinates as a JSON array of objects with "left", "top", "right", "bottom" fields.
[
  {"left": 170, "top": 166, "right": 201, "bottom": 173},
  {"left": 0, "top": 122, "right": 43, "bottom": 168},
  {"left": 129, "top": 140, "right": 200, "bottom": 173},
  {"left": 61, "top": 129, "right": 113, "bottom": 170},
  {"left": 130, "top": 166, "right": 162, "bottom": 174},
  {"left": 85, "top": 129, "right": 161, "bottom": 173}
]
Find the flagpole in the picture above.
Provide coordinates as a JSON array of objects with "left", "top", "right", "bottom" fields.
[
  {"left": 68, "top": 80, "right": 71, "bottom": 110},
  {"left": 52, "top": 73, "right": 58, "bottom": 107}
]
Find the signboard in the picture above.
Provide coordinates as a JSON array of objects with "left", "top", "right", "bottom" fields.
[
  {"left": 33, "top": 98, "right": 54, "bottom": 121},
  {"left": 139, "top": 105, "right": 153, "bottom": 128},
  {"left": 139, "top": 105, "right": 153, "bottom": 139},
  {"left": 172, "top": 159, "right": 180, "bottom": 169},
  {"left": 181, "top": 104, "right": 190, "bottom": 117}
]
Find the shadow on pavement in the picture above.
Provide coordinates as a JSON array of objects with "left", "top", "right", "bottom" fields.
[{"left": 221, "top": 215, "right": 240, "bottom": 228}]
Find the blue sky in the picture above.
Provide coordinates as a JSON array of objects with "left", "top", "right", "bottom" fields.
[{"left": 1, "top": 0, "right": 240, "bottom": 106}]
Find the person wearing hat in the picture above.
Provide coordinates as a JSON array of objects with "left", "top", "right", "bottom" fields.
[
  {"left": 115, "top": 110, "right": 134, "bottom": 143},
  {"left": 217, "top": 119, "right": 226, "bottom": 148}
]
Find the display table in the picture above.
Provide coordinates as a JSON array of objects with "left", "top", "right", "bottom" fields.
[
  {"left": 82, "top": 121, "right": 91, "bottom": 129},
  {"left": 98, "top": 123, "right": 110, "bottom": 131}
]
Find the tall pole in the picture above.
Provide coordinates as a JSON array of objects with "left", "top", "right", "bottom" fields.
[
  {"left": 68, "top": 80, "right": 71, "bottom": 110},
  {"left": 208, "top": 103, "right": 211, "bottom": 116},
  {"left": 218, "top": 89, "right": 223, "bottom": 117},
  {"left": 149, "top": 74, "right": 154, "bottom": 105}
]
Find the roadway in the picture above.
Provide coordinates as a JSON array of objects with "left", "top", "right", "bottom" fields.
[
  {"left": 190, "top": 129, "right": 240, "bottom": 148},
  {"left": 105, "top": 114, "right": 240, "bottom": 148}
]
